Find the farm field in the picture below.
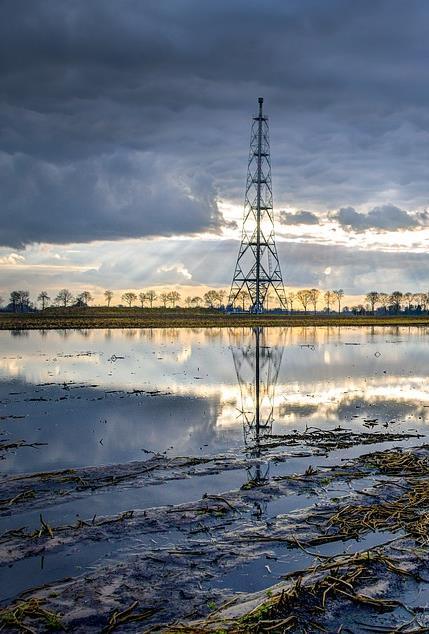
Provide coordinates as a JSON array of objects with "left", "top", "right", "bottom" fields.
[
  {"left": 2, "top": 326, "right": 429, "bottom": 631},
  {"left": 2, "top": 308, "right": 429, "bottom": 330}
]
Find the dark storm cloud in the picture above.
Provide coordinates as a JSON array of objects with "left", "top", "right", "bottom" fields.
[
  {"left": 0, "top": 151, "right": 221, "bottom": 247},
  {"left": 2, "top": 0, "right": 429, "bottom": 247},
  {"left": 331, "top": 204, "right": 423, "bottom": 232},
  {"left": 280, "top": 210, "right": 319, "bottom": 225}
]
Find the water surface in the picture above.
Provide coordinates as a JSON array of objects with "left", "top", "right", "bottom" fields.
[
  {"left": 2, "top": 325, "right": 427, "bottom": 475},
  {"left": 1, "top": 325, "right": 429, "bottom": 608}
]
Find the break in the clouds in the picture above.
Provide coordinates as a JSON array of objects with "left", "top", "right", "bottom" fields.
[{"left": 2, "top": 238, "right": 429, "bottom": 298}]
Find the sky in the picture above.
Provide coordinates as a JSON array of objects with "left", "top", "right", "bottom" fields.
[{"left": 2, "top": 0, "right": 429, "bottom": 306}]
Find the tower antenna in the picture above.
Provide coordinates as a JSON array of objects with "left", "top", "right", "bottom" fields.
[{"left": 228, "top": 97, "right": 286, "bottom": 312}]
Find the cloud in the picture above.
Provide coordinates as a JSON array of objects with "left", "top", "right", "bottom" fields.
[
  {"left": 3, "top": 237, "right": 429, "bottom": 299},
  {"left": 0, "top": 252, "right": 25, "bottom": 265},
  {"left": 156, "top": 263, "right": 192, "bottom": 281},
  {"left": 331, "top": 204, "right": 422, "bottom": 232},
  {"left": 3, "top": 0, "right": 429, "bottom": 303},
  {"left": 0, "top": 151, "right": 222, "bottom": 248},
  {"left": 279, "top": 210, "right": 319, "bottom": 225},
  {"left": 2, "top": 1, "right": 429, "bottom": 249}
]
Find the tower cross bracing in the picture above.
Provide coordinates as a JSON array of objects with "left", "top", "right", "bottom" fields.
[{"left": 228, "top": 97, "right": 286, "bottom": 312}]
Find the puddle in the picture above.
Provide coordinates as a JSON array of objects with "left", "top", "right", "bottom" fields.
[{"left": 1, "top": 325, "right": 429, "bottom": 629}]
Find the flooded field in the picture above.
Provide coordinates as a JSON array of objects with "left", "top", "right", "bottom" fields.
[{"left": 2, "top": 326, "right": 429, "bottom": 632}]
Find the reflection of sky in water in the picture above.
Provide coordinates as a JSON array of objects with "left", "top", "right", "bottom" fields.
[{"left": 1, "top": 326, "right": 429, "bottom": 474}]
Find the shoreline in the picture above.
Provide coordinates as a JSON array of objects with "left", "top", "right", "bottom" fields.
[{"left": 2, "top": 309, "right": 429, "bottom": 330}]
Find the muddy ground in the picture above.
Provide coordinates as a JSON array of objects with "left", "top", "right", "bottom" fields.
[{"left": 2, "top": 429, "right": 429, "bottom": 632}]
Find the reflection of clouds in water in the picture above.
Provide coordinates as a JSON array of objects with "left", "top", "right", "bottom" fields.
[
  {"left": 2, "top": 327, "right": 429, "bottom": 467},
  {"left": 218, "top": 375, "right": 429, "bottom": 429},
  {"left": 175, "top": 347, "right": 192, "bottom": 364},
  {"left": 2, "top": 350, "right": 429, "bottom": 424},
  {"left": 2, "top": 380, "right": 230, "bottom": 474},
  {"left": 0, "top": 329, "right": 231, "bottom": 390},
  {"left": 1, "top": 353, "right": 103, "bottom": 384},
  {"left": 276, "top": 377, "right": 429, "bottom": 425},
  {"left": 0, "top": 357, "right": 23, "bottom": 377},
  {"left": 281, "top": 376, "right": 429, "bottom": 406}
]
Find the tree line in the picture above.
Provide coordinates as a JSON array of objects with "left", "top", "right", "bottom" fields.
[
  {"left": 1, "top": 287, "right": 428, "bottom": 314},
  {"left": 282, "top": 289, "right": 429, "bottom": 314},
  {"left": 0, "top": 288, "right": 228, "bottom": 311}
]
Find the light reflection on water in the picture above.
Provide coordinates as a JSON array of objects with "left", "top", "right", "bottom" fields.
[
  {"left": 1, "top": 325, "right": 429, "bottom": 475},
  {"left": 2, "top": 325, "right": 429, "bottom": 608}
]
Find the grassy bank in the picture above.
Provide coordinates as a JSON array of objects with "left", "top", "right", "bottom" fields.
[{"left": 2, "top": 307, "right": 429, "bottom": 329}]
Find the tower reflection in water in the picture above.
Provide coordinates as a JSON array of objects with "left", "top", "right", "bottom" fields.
[{"left": 230, "top": 327, "right": 285, "bottom": 488}]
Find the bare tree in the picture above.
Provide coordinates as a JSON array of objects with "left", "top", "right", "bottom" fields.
[
  {"left": 309, "top": 288, "right": 320, "bottom": 314},
  {"left": 296, "top": 289, "right": 311, "bottom": 314},
  {"left": 216, "top": 290, "right": 226, "bottom": 307},
  {"left": 234, "top": 290, "right": 247, "bottom": 311},
  {"left": 191, "top": 296, "right": 202, "bottom": 308},
  {"left": 365, "top": 292, "right": 379, "bottom": 315},
  {"left": 37, "top": 291, "right": 50, "bottom": 310},
  {"left": 378, "top": 292, "right": 390, "bottom": 313},
  {"left": 0, "top": 295, "right": 3, "bottom": 308},
  {"left": 168, "top": 291, "right": 180, "bottom": 307},
  {"left": 403, "top": 292, "right": 413, "bottom": 312},
  {"left": 324, "top": 290, "right": 334, "bottom": 314},
  {"left": 8, "top": 291, "right": 29, "bottom": 312},
  {"left": 104, "top": 290, "right": 114, "bottom": 307},
  {"left": 55, "top": 289, "right": 74, "bottom": 307},
  {"left": 412, "top": 293, "right": 421, "bottom": 310},
  {"left": 77, "top": 291, "right": 93, "bottom": 306},
  {"left": 332, "top": 289, "right": 344, "bottom": 314},
  {"left": 286, "top": 291, "right": 295, "bottom": 313},
  {"left": 9, "top": 291, "right": 20, "bottom": 312},
  {"left": 204, "top": 290, "right": 226, "bottom": 308},
  {"left": 138, "top": 292, "right": 146, "bottom": 308},
  {"left": 204, "top": 290, "right": 220, "bottom": 308},
  {"left": 145, "top": 290, "right": 157, "bottom": 308},
  {"left": 390, "top": 291, "right": 402, "bottom": 314},
  {"left": 15, "top": 291, "right": 30, "bottom": 312},
  {"left": 160, "top": 292, "right": 169, "bottom": 307},
  {"left": 412, "top": 292, "right": 426, "bottom": 312},
  {"left": 121, "top": 292, "right": 137, "bottom": 307}
]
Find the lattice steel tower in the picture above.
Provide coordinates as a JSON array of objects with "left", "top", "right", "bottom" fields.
[{"left": 228, "top": 97, "right": 286, "bottom": 313}]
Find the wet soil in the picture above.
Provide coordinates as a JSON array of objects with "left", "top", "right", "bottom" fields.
[{"left": 2, "top": 437, "right": 429, "bottom": 632}]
